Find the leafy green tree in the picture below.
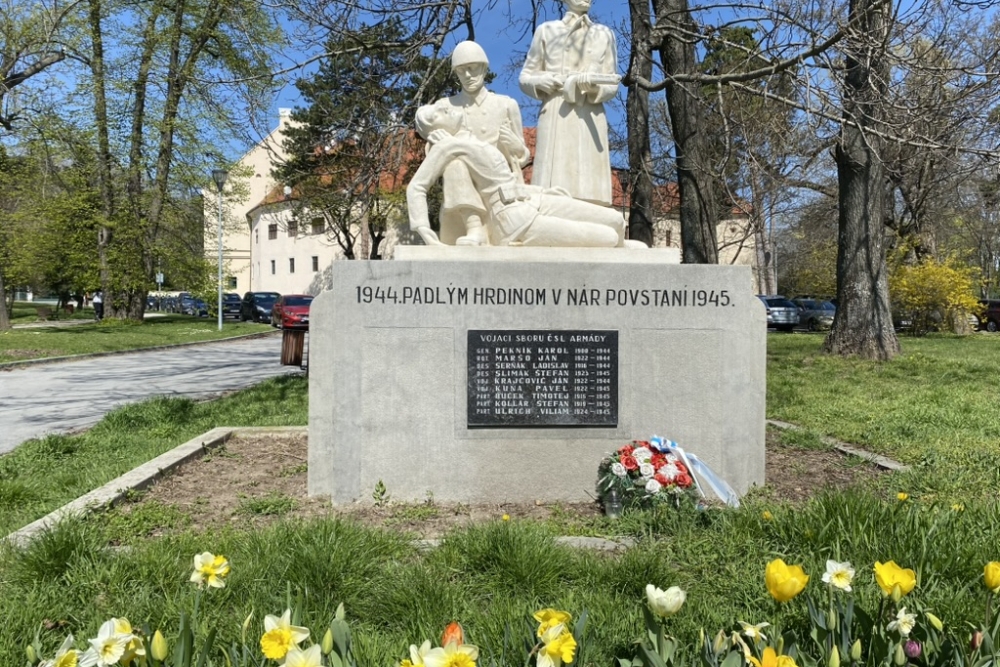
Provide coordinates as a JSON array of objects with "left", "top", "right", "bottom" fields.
[{"left": 275, "top": 19, "right": 454, "bottom": 260}]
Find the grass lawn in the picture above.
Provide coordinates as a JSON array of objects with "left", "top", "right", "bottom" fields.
[
  {"left": 10, "top": 301, "right": 97, "bottom": 324},
  {"left": 2, "top": 333, "right": 1000, "bottom": 665},
  {"left": 0, "top": 315, "right": 272, "bottom": 363}
]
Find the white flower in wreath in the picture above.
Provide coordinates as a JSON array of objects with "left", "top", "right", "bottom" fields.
[
  {"left": 645, "top": 478, "right": 662, "bottom": 495},
  {"left": 611, "top": 462, "right": 627, "bottom": 477},
  {"left": 639, "top": 462, "right": 655, "bottom": 478},
  {"left": 633, "top": 446, "right": 653, "bottom": 463},
  {"left": 659, "top": 463, "right": 680, "bottom": 481},
  {"left": 665, "top": 454, "right": 678, "bottom": 464}
]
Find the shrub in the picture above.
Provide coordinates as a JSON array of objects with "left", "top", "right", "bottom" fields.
[{"left": 889, "top": 257, "right": 980, "bottom": 334}]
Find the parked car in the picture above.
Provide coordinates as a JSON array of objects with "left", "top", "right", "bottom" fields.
[
  {"left": 271, "top": 294, "right": 314, "bottom": 329},
  {"left": 793, "top": 298, "right": 836, "bottom": 331},
  {"left": 241, "top": 291, "right": 281, "bottom": 322},
  {"left": 756, "top": 295, "right": 800, "bottom": 332},
  {"left": 978, "top": 299, "right": 1000, "bottom": 332},
  {"left": 222, "top": 292, "right": 242, "bottom": 319},
  {"left": 182, "top": 295, "right": 208, "bottom": 317}
]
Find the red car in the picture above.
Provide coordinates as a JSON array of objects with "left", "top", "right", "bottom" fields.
[{"left": 270, "top": 294, "right": 314, "bottom": 329}]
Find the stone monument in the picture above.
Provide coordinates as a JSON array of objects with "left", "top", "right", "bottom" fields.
[{"left": 307, "top": 38, "right": 765, "bottom": 506}]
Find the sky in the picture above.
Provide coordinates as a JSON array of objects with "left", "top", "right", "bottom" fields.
[{"left": 263, "top": 0, "right": 633, "bottom": 149}]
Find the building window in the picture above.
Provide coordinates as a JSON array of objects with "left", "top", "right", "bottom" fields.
[
  {"left": 312, "top": 256, "right": 319, "bottom": 272},
  {"left": 227, "top": 276, "right": 237, "bottom": 289},
  {"left": 311, "top": 218, "right": 324, "bottom": 234},
  {"left": 288, "top": 220, "right": 298, "bottom": 237},
  {"left": 255, "top": 229, "right": 259, "bottom": 244},
  {"left": 289, "top": 258, "right": 295, "bottom": 273},
  {"left": 268, "top": 224, "right": 277, "bottom": 240},
  {"left": 270, "top": 260, "right": 276, "bottom": 275}
]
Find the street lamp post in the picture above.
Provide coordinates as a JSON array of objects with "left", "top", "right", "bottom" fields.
[{"left": 211, "top": 169, "right": 229, "bottom": 332}]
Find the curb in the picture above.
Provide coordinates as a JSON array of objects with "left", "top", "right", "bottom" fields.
[
  {"left": 766, "top": 419, "right": 909, "bottom": 472},
  {"left": 3, "top": 426, "right": 307, "bottom": 548},
  {"left": 3, "top": 425, "right": 640, "bottom": 552},
  {"left": 0, "top": 329, "right": 279, "bottom": 371}
]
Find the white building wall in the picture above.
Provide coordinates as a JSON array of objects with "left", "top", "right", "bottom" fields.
[
  {"left": 204, "top": 109, "right": 293, "bottom": 295},
  {"left": 247, "top": 203, "right": 409, "bottom": 295}
]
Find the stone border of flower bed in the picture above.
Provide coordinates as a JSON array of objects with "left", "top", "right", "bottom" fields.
[
  {"left": 4, "top": 423, "right": 906, "bottom": 549},
  {"left": 766, "top": 419, "right": 909, "bottom": 472},
  {"left": 3, "top": 426, "right": 305, "bottom": 548}
]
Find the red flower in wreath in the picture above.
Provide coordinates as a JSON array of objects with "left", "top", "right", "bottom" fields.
[
  {"left": 650, "top": 453, "right": 667, "bottom": 469},
  {"left": 618, "top": 444, "right": 635, "bottom": 457},
  {"left": 654, "top": 473, "right": 669, "bottom": 486},
  {"left": 621, "top": 455, "right": 639, "bottom": 470}
]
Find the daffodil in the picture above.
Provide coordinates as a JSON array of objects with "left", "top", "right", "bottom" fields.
[
  {"left": 897, "top": 493, "right": 909, "bottom": 502},
  {"left": 985, "top": 562, "right": 1000, "bottom": 593},
  {"left": 645, "top": 584, "right": 686, "bottom": 618},
  {"left": 79, "top": 620, "right": 132, "bottom": 667},
  {"left": 738, "top": 621, "right": 770, "bottom": 644},
  {"left": 260, "top": 609, "right": 310, "bottom": 661},
  {"left": 762, "top": 511, "right": 774, "bottom": 521},
  {"left": 821, "top": 560, "right": 855, "bottom": 592},
  {"left": 533, "top": 609, "right": 572, "bottom": 638},
  {"left": 748, "top": 646, "right": 798, "bottom": 667},
  {"left": 285, "top": 645, "right": 324, "bottom": 667},
  {"left": 39, "top": 635, "right": 78, "bottom": 667},
  {"left": 888, "top": 608, "right": 917, "bottom": 637},
  {"left": 765, "top": 559, "right": 809, "bottom": 602},
  {"left": 189, "top": 552, "right": 230, "bottom": 589},
  {"left": 537, "top": 623, "right": 577, "bottom": 667},
  {"left": 112, "top": 618, "right": 144, "bottom": 666},
  {"left": 874, "top": 561, "right": 916, "bottom": 598},
  {"left": 423, "top": 640, "right": 479, "bottom": 667},
  {"left": 441, "top": 622, "right": 464, "bottom": 647},
  {"left": 399, "top": 641, "right": 433, "bottom": 667}
]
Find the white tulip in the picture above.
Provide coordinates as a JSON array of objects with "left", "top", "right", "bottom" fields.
[{"left": 646, "top": 584, "right": 686, "bottom": 618}]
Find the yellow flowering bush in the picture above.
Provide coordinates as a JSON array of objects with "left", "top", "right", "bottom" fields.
[{"left": 888, "top": 256, "right": 980, "bottom": 334}]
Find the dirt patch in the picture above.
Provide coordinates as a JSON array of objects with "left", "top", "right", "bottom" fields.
[{"left": 113, "top": 429, "right": 887, "bottom": 538}]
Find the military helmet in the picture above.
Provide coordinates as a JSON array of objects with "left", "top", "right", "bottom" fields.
[{"left": 451, "top": 41, "right": 489, "bottom": 69}]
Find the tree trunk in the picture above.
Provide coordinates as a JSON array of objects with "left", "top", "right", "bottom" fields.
[
  {"left": 625, "top": 0, "right": 654, "bottom": 247},
  {"left": 824, "top": 0, "right": 899, "bottom": 360},
  {"left": 654, "top": 0, "right": 719, "bottom": 263},
  {"left": 88, "top": 0, "right": 114, "bottom": 314}
]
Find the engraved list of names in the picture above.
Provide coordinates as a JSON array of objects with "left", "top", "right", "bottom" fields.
[{"left": 467, "top": 330, "right": 618, "bottom": 427}]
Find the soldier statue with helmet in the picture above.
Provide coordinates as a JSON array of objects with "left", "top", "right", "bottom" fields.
[{"left": 428, "top": 41, "right": 530, "bottom": 246}]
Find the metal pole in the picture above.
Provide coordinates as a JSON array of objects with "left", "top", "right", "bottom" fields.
[
  {"left": 212, "top": 168, "right": 228, "bottom": 332},
  {"left": 217, "top": 191, "right": 223, "bottom": 331}
]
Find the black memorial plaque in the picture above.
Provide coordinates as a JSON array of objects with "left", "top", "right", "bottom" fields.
[{"left": 467, "top": 330, "right": 618, "bottom": 427}]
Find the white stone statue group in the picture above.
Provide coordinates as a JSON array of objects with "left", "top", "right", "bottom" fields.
[{"left": 407, "top": 0, "right": 645, "bottom": 249}]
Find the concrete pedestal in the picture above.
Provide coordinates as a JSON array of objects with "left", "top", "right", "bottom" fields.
[{"left": 308, "top": 254, "right": 765, "bottom": 505}]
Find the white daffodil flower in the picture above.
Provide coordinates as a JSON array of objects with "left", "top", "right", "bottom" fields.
[
  {"left": 260, "top": 609, "right": 311, "bottom": 660},
  {"left": 39, "top": 634, "right": 78, "bottom": 667},
  {"left": 423, "top": 640, "right": 479, "bottom": 667},
  {"left": 822, "top": 560, "right": 856, "bottom": 592},
  {"left": 646, "top": 584, "right": 686, "bottom": 618},
  {"left": 285, "top": 645, "right": 324, "bottom": 667},
  {"left": 738, "top": 621, "right": 770, "bottom": 644},
  {"left": 888, "top": 608, "right": 917, "bottom": 637},
  {"left": 79, "top": 620, "right": 132, "bottom": 667},
  {"left": 537, "top": 623, "right": 577, "bottom": 667}
]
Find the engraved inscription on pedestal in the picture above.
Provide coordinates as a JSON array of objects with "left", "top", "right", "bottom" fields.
[{"left": 467, "top": 330, "right": 618, "bottom": 427}]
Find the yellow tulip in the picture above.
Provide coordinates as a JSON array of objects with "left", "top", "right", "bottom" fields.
[
  {"left": 748, "top": 647, "right": 799, "bottom": 667},
  {"left": 985, "top": 562, "right": 1000, "bottom": 593},
  {"left": 765, "top": 559, "right": 809, "bottom": 603},
  {"left": 873, "top": 561, "right": 916, "bottom": 598}
]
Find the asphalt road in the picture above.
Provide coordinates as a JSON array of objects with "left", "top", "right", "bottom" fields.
[{"left": 0, "top": 335, "right": 300, "bottom": 455}]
